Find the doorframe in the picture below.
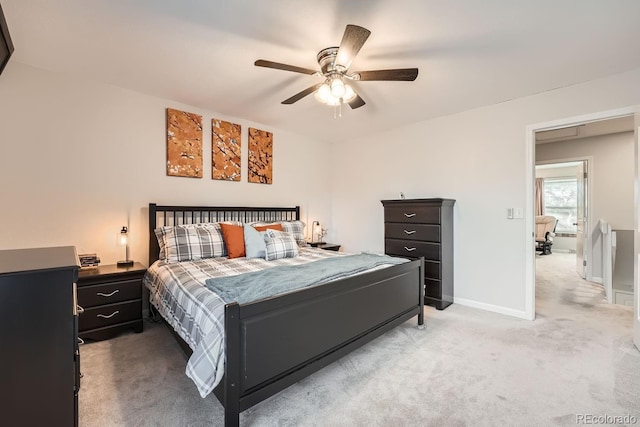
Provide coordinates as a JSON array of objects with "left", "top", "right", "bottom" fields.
[
  {"left": 525, "top": 106, "right": 636, "bottom": 320},
  {"left": 535, "top": 157, "right": 593, "bottom": 280}
]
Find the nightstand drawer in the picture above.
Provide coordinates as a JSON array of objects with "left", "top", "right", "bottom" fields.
[
  {"left": 80, "top": 300, "right": 141, "bottom": 331},
  {"left": 385, "top": 239, "right": 441, "bottom": 260},
  {"left": 385, "top": 223, "right": 440, "bottom": 242},
  {"left": 77, "top": 279, "right": 141, "bottom": 307}
]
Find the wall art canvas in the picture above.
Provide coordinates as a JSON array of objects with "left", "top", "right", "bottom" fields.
[
  {"left": 166, "top": 108, "right": 203, "bottom": 178},
  {"left": 248, "top": 127, "right": 273, "bottom": 184},
  {"left": 211, "top": 118, "right": 241, "bottom": 181}
]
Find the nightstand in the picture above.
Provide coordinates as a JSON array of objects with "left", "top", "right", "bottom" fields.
[
  {"left": 77, "top": 262, "right": 146, "bottom": 341},
  {"left": 309, "top": 242, "right": 341, "bottom": 251}
]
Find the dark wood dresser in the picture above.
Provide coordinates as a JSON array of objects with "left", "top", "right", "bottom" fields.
[
  {"left": 381, "top": 198, "right": 455, "bottom": 309},
  {"left": 77, "top": 262, "right": 146, "bottom": 341},
  {"left": 0, "top": 246, "right": 80, "bottom": 426}
]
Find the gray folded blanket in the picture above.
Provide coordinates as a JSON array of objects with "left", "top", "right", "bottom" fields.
[{"left": 204, "top": 252, "right": 407, "bottom": 305}]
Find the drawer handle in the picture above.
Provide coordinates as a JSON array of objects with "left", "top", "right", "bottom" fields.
[
  {"left": 404, "top": 213, "right": 416, "bottom": 218},
  {"left": 97, "top": 289, "right": 120, "bottom": 298},
  {"left": 76, "top": 305, "right": 85, "bottom": 314},
  {"left": 97, "top": 311, "right": 120, "bottom": 319},
  {"left": 404, "top": 246, "right": 417, "bottom": 252},
  {"left": 403, "top": 230, "right": 416, "bottom": 235}
]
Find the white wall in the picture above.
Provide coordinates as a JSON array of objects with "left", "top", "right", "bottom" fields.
[
  {"left": 536, "top": 132, "right": 634, "bottom": 230},
  {"left": 0, "top": 63, "right": 333, "bottom": 265},
  {"left": 331, "top": 67, "right": 640, "bottom": 317},
  {"left": 536, "top": 132, "right": 634, "bottom": 279},
  {"left": 3, "top": 61, "right": 640, "bottom": 319}
]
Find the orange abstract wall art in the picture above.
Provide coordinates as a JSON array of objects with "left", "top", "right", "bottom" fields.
[
  {"left": 166, "top": 108, "right": 203, "bottom": 178},
  {"left": 212, "top": 118, "right": 241, "bottom": 181},
  {"left": 248, "top": 128, "right": 273, "bottom": 184}
]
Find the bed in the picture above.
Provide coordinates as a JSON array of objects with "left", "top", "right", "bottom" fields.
[{"left": 146, "top": 203, "right": 424, "bottom": 426}]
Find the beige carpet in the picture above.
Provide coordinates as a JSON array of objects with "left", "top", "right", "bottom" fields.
[{"left": 79, "top": 253, "right": 639, "bottom": 426}]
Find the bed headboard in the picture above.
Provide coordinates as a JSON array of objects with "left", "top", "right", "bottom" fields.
[{"left": 148, "top": 203, "right": 300, "bottom": 265}]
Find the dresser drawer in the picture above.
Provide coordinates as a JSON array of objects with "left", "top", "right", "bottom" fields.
[
  {"left": 77, "top": 279, "right": 141, "bottom": 308},
  {"left": 385, "top": 239, "right": 441, "bottom": 260},
  {"left": 79, "top": 300, "right": 141, "bottom": 331},
  {"left": 425, "top": 278, "right": 442, "bottom": 299},
  {"left": 384, "top": 206, "right": 440, "bottom": 224},
  {"left": 385, "top": 223, "right": 440, "bottom": 242},
  {"left": 424, "top": 260, "right": 441, "bottom": 279}
]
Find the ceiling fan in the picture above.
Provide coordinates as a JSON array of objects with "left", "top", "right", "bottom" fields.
[{"left": 255, "top": 24, "right": 418, "bottom": 112}]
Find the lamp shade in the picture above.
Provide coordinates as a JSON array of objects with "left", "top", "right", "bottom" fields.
[
  {"left": 118, "top": 226, "right": 128, "bottom": 246},
  {"left": 314, "top": 83, "right": 331, "bottom": 103},
  {"left": 330, "top": 77, "right": 346, "bottom": 98},
  {"left": 342, "top": 84, "right": 356, "bottom": 102},
  {"left": 117, "top": 225, "right": 134, "bottom": 267}
]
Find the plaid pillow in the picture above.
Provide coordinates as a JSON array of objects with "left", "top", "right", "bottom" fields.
[
  {"left": 279, "top": 220, "right": 306, "bottom": 246},
  {"left": 264, "top": 229, "right": 299, "bottom": 261},
  {"left": 155, "top": 222, "right": 234, "bottom": 262},
  {"left": 250, "top": 221, "right": 306, "bottom": 245}
]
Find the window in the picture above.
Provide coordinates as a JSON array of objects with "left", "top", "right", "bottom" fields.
[{"left": 543, "top": 177, "right": 577, "bottom": 234}]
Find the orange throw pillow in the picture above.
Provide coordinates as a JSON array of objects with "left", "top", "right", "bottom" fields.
[
  {"left": 219, "top": 223, "right": 245, "bottom": 258},
  {"left": 253, "top": 223, "right": 283, "bottom": 232}
]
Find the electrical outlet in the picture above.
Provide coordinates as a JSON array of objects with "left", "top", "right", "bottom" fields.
[{"left": 514, "top": 208, "right": 523, "bottom": 219}]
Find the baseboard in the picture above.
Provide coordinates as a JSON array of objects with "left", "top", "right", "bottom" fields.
[
  {"left": 592, "top": 276, "right": 603, "bottom": 284},
  {"left": 454, "top": 297, "right": 532, "bottom": 320},
  {"left": 552, "top": 249, "right": 572, "bottom": 253}
]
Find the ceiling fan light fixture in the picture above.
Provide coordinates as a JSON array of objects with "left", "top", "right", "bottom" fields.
[
  {"left": 314, "top": 79, "right": 355, "bottom": 106},
  {"left": 330, "top": 76, "right": 346, "bottom": 98},
  {"left": 255, "top": 24, "right": 418, "bottom": 111},
  {"left": 325, "top": 96, "right": 341, "bottom": 107},
  {"left": 314, "top": 82, "right": 331, "bottom": 103},
  {"left": 342, "top": 84, "right": 356, "bottom": 102}
]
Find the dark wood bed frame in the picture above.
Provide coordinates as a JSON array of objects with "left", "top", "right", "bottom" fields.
[{"left": 148, "top": 203, "right": 424, "bottom": 426}]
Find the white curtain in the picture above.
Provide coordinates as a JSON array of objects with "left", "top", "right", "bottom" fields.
[{"left": 535, "top": 178, "right": 545, "bottom": 216}]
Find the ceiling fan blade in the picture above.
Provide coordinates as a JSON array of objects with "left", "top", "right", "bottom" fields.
[
  {"left": 335, "top": 24, "right": 371, "bottom": 70},
  {"left": 348, "top": 93, "right": 366, "bottom": 109},
  {"left": 282, "top": 83, "right": 323, "bottom": 104},
  {"left": 255, "top": 59, "right": 318, "bottom": 75},
  {"left": 356, "top": 68, "right": 419, "bottom": 81}
]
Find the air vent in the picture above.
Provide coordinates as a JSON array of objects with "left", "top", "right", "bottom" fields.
[{"left": 536, "top": 126, "right": 581, "bottom": 141}]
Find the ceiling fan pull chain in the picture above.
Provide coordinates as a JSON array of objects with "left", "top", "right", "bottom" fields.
[{"left": 333, "top": 102, "right": 342, "bottom": 119}]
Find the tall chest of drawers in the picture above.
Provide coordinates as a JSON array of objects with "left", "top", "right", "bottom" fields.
[
  {"left": 0, "top": 246, "right": 81, "bottom": 426},
  {"left": 381, "top": 198, "right": 455, "bottom": 310}
]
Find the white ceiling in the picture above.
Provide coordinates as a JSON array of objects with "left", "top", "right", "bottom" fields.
[{"left": 4, "top": 0, "right": 640, "bottom": 142}]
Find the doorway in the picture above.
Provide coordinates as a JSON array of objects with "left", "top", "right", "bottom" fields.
[
  {"left": 525, "top": 108, "right": 637, "bottom": 320},
  {"left": 535, "top": 160, "right": 589, "bottom": 278}
]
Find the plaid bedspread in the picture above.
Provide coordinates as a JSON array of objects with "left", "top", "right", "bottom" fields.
[{"left": 143, "top": 247, "right": 347, "bottom": 398}]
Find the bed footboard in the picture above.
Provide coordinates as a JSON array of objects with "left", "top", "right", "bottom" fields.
[{"left": 217, "top": 258, "right": 424, "bottom": 426}]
